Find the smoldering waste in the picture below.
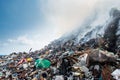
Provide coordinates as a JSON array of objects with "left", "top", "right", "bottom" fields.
[{"left": 0, "top": 8, "right": 120, "bottom": 80}]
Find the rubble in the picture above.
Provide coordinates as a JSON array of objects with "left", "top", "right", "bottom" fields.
[{"left": 0, "top": 42, "right": 120, "bottom": 80}]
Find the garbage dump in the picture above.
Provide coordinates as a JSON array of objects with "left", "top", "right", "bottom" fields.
[
  {"left": 0, "top": 41, "right": 120, "bottom": 80},
  {"left": 0, "top": 8, "right": 120, "bottom": 80}
]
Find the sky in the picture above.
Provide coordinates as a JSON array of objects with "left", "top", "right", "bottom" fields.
[{"left": 0, "top": 0, "right": 120, "bottom": 55}]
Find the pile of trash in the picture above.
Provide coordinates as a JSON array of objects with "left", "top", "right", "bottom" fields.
[{"left": 0, "top": 42, "right": 120, "bottom": 80}]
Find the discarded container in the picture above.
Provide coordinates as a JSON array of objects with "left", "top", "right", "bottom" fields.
[
  {"left": 111, "top": 69, "right": 120, "bottom": 80},
  {"left": 26, "top": 57, "right": 33, "bottom": 62},
  {"left": 72, "top": 72, "right": 81, "bottom": 76},
  {"left": 35, "top": 58, "right": 51, "bottom": 69},
  {"left": 23, "top": 63, "right": 28, "bottom": 69},
  {"left": 54, "top": 75, "right": 64, "bottom": 80}
]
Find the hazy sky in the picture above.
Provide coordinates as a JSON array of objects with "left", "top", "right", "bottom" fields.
[{"left": 0, "top": 0, "right": 120, "bottom": 55}]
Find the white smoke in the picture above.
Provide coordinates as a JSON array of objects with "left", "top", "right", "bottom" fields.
[
  {"left": 2, "top": 0, "right": 120, "bottom": 55},
  {"left": 74, "top": 0, "right": 120, "bottom": 43},
  {"left": 40, "top": 0, "right": 97, "bottom": 37},
  {"left": 39, "top": 0, "right": 120, "bottom": 42}
]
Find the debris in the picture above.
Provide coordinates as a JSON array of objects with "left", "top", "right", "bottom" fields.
[
  {"left": 111, "top": 69, "right": 120, "bottom": 80},
  {"left": 0, "top": 40, "right": 119, "bottom": 80}
]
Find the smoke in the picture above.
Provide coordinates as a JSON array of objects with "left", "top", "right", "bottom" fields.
[
  {"left": 76, "top": 0, "right": 120, "bottom": 43},
  {"left": 40, "top": 0, "right": 97, "bottom": 37},
  {"left": 39, "top": 0, "right": 120, "bottom": 39},
  {"left": 2, "top": 0, "right": 120, "bottom": 55}
]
